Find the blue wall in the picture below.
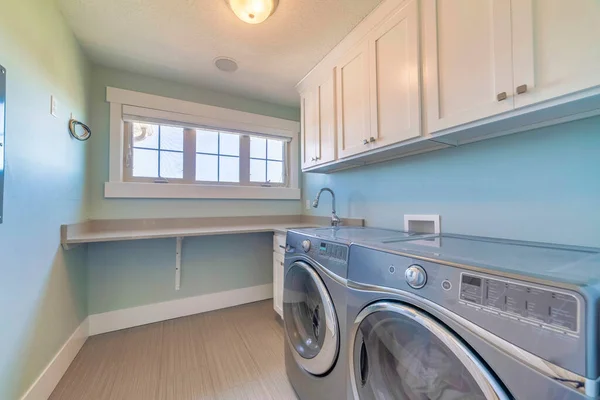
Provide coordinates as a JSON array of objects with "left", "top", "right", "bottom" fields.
[
  {"left": 0, "top": 0, "right": 91, "bottom": 398},
  {"left": 304, "top": 116, "right": 600, "bottom": 247}
]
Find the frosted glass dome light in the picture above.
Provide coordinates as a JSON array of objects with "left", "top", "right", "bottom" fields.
[{"left": 225, "top": 0, "right": 279, "bottom": 24}]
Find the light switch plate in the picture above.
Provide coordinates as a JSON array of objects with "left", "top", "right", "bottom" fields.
[{"left": 50, "top": 95, "right": 57, "bottom": 117}]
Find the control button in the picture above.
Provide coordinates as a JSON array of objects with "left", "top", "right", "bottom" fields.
[
  {"left": 389, "top": 265, "right": 396, "bottom": 274},
  {"left": 405, "top": 265, "right": 427, "bottom": 289},
  {"left": 301, "top": 240, "right": 311, "bottom": 252},
  {"left": 441, "top": 280, "right": 452, "bottom": 291}
]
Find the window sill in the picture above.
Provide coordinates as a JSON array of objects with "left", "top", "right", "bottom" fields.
[{"left": 104, "top": 182, "right": 301, "bottom": 200}]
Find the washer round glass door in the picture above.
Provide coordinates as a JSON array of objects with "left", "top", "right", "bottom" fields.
[
  {"left": 284, "top": 261, "right": 339, "bottom": 376},
  {"left": 350, "top": 301, "right": 510, "bottom": 400}
]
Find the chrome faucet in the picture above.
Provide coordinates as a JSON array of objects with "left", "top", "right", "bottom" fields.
[{"left": 312, "top": 188, "right": 341, "bottom": 227}]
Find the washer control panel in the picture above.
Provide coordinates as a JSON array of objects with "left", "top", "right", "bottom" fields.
[
  {"left": 286, "top": 232, "right": 349, "bottom": 279},
  {"left": 318, "top": 241, "right": 348, "bottom": 262},
  {"left": 460, "top": 273, "right": 579, "bottom": 334}
]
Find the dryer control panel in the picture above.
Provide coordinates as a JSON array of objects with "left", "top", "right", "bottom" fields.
[{"left": 459, "top": 273, "right": 579, "bottom": 334}]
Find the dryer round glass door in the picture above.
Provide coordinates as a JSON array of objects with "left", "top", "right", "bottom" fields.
[
  {"left": 283, "top": 261, "right": 339, "bottom": 376},
  {"left": 350, "top": 301, "right": 510, "bottom": 400}
]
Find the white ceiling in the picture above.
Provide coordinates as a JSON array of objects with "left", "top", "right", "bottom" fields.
[{"left": 57, "top": 0, "right": 383, "bottom": 107}]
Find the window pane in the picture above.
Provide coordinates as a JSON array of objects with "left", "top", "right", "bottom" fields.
[
  {"left": 250, "top": 159, "right": 266, "bottom": 182},
  {"left": 196, "top": 154, "right": 218, "bottom": 181},
  {"left": 219, "top": 156, "right": 240, "bottom": 183},
  {"left": 250, "top": 137, "right": 266, "bottom": 159},
  {"left": 133, "top": 123, "right": 159, "bottom": 149},
  {"left": 267, "top": 161, "right": 284, "bottom": 183},
  {"left": 219, "top": 133, "right": 240, "bottom": 156},
  {"left": 133, "top": 148, "right": 158, "bottom": 177},
  {"left": 196, "top": 130, "right": 219, "bottom": 154},
  {"left": 160, "top": 151, "right": 183, "bottom": 179},
  {"left": 160, "top": 126, "right": 184, "bottom": 151},
  {"left": 267, "top": 139, "right": 284, "bottom": 161}
]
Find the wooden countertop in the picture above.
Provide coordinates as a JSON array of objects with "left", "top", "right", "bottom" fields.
[{"left": 60, "top": 215, "right": 364, "bottom": 248}]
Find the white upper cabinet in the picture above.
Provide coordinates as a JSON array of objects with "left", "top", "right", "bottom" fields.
[
  {"left": 301, "top": 70, "right": 337, "bottom": 168},
  {"left": 422, "top": 0, "right": 514, "bottom": 133},
  {"left": 336, "top": 41, "right": 371, "bottom": 159},
  {"left": 369, "top": 0, "right": 422, "bottom": 148},
  {"left": 316, "top": 70, "right": 336, "bottom": 165},
  {"left": 511, "top": 0, "right": 600, "bottom": 108},
  {"left": 297, "top": 0, "right": 600, "bottom": 173},
  {"left": 300, "top": 89, "right": 318, "bottom": 169}
]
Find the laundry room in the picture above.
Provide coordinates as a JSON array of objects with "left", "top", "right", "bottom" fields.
[{"left": 1, "top": 0, "right": 599, "bottom": 399}]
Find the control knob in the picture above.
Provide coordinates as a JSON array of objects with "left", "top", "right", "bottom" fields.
[
  {"left": 301, "top": 240, "right": 312, "bottom": 252},
  {"left": 405, "top": 265, "right": 427, "bottom": 289}
]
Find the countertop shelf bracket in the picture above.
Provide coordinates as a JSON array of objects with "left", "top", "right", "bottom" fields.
[{"left": 175, "top": 236, "right": 183, "bottom": 291}]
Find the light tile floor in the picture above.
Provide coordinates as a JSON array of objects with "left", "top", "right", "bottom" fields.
[{"left": 50, "top": 300, "right": 298, "bottom": 400}]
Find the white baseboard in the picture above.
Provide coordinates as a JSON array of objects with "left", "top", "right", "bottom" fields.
[
  {"left": 20, "top": 318, "right": 89, "bottom": 400},
  {"left": 88, "top": 283, "right": 273, "bottom": 336}
]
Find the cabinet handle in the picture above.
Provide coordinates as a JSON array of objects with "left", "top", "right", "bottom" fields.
[
  {"left": 516, "top": 84, "right": 528, "bottom": 95},
  {"left": 496, "top": 92, "right": 507, "bottom": 101},
  {"left": 279, "top": 245, "right": 286, "bottom": 249},
  {"left": 280, "top": 262, "right": 284, "bottom": 266},
  {"left": 369, "top": 137, "right": 376, "bottom": 143},
  {"left": 311, "top": 157, "right": 316, "bottom": 161},
  {"left": 362, "top": 139, "right": 369, "bottom": 145}
]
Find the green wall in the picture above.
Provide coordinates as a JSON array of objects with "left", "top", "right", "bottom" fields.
[
  {"left": 0, "top": 0, "right": 91, "bottom": 398},
  {"left": 87, "top": 233, "right": 273, "bottom": 314},
  {"left": 87, "top": 65, "right": 302, "bottom": 219}
]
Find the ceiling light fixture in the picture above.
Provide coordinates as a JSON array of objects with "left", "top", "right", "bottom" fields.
[{"left": 224, "top": 0, "right": 279, "bottom": 24}]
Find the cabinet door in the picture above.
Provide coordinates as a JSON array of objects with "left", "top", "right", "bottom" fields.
[
  {"left": 512, "top": 0, "right": 600, "bottom": 108},
  {"left": 336, "top": 41, "right": 371, "bottom": 158},
  {"left": 369, "top": 0, "right": 421, "bottom": 148},
  {"left": 422, "top": 0, "right": 514, "bottom": 133},
  {"left": 300, "top": 89, "right": 318, "bottom": 169},
  {"left": 315, "top": 70, "right": 337, "bottom": 165}
]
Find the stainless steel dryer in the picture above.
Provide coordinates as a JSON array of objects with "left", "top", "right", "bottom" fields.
[
  {"left": 346, "top": 234, "right": 600, "bottom": 400},
  {"left": 283, "top": 227, "right": 422, "bottom": 400}
]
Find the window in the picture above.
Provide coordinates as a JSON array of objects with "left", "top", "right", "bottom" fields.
[
  {"left": 125, "top": 121, "right": 288, "bottom": 187},
  {"left": 250, "top": 137, "right": 285, "bottom": 184},
  {"left": 105, "top": 87, "right": 300, "bottom": 199},
  {"left": 131, "top": 123, "right": 184, "bottom": 179}
]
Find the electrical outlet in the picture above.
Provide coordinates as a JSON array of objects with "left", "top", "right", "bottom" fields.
[
  {"left": 305, "top": 199, "right": 311, "bottom": 210},
  {"left": 50, "top": 96, "right": 57, "bottom": 117}
]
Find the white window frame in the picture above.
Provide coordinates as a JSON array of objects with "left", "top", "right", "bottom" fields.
[{"left": 105, "top": 87, "right": 301, "bottom": 200}]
